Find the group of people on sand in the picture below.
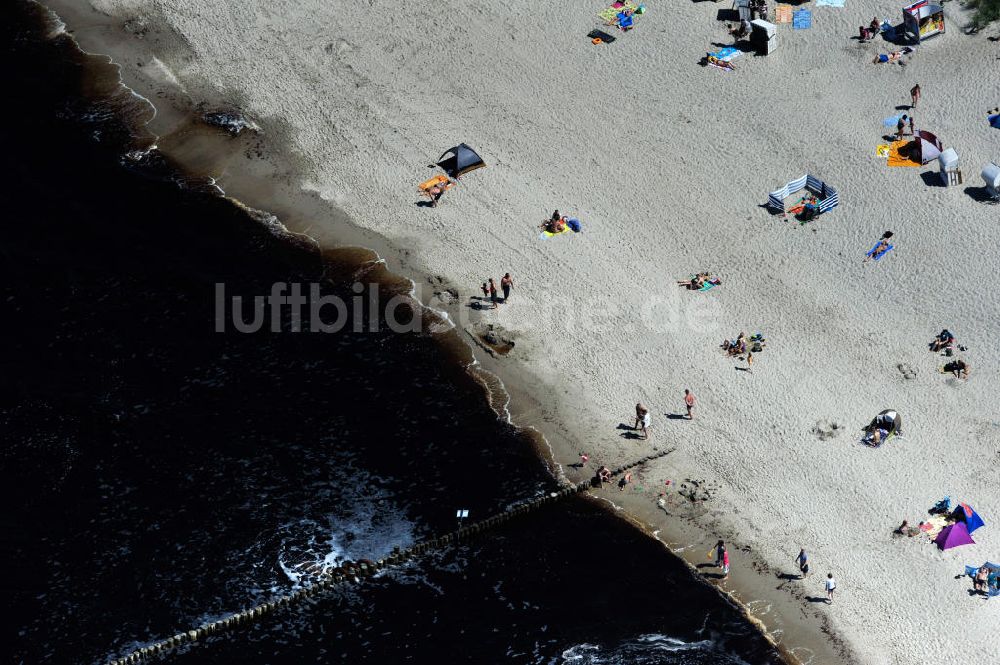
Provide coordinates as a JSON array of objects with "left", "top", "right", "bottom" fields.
[
  {"left": 541, "top": 209, "right": 581, "bottom": 235},
  {"left": 677, "top": 272, "right": 721, "bottom": 290},
  {"left": 859, "top": 16, "right": 882, "bottom": 41},
  {"left": 541, "top": 210, "right": 568, "bottom": 234},
  {"left": 480, "top": 273, "right": 515, "bottom": 309},
  {"left": 930, "top": 328, "right": 971, "bottom": 378}
]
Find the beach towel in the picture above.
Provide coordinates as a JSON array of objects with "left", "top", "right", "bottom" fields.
[
  {"left": 815, "top": 0, "right": 844, "bottom": 6},
  {"left": 793, "top": 9, "right": 812, "bottom": 29},
  {"left": 883, "top": 114, "right": 902, "bottom": 128},
  {"left": 540, "top": 224, "right": 572, "bottom": 239},
  {"left": 876, "top": 144, "right": 891, "bottom": 158},
  {"left": 714, "top": 46, "right": 742, "bottom": 62},
  {"left": 887, "top": 140, "right": 920, "bottom": 167},
  {"left": 866, "top": 242, "right": 893, "bottom": 261},
  {"left": 774, "top": 4, "right": 793, "bottom": 23},
  {"left": 588, "top": 29, "right": 617, "bottom": 43},
  {"left": 599, "top": 2, "right": 637, "bottom": 24},
  {"left": 683, "top": 275, "right": 720, "bottom": 291},
  {"left": 418, "top": 174, "right": 452, "bottom": 192}
]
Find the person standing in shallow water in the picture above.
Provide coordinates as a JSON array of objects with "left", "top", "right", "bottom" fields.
[
  {"left": 500, "top": 273, "right": 514, "bottom": 302},
  {"left": 714, "top": 540, "right": 726, "bottom": 568}
]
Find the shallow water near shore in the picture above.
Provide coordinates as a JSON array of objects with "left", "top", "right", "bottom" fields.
[{"left": 1, "top": 3, "right": 785, "bottom": 664}]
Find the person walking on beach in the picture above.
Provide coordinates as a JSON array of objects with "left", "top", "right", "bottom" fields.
[
  {"left": 684, "top": 389, "right": 696, "bottom": 419},
  {"left": 722, "top": 548, "right": 730, "bottom": 579},
  {"left": 910, "top": 83, "right": 921, "bottom": 109},
  {"left": 825, "top": 573, "right": 837, "bottom": 603},
  {"left": 634, "top": 403, "right": 651, "bottom": 440},
  {"left": 745, "top": 351, "right": 754, "bottom": 373},
  {"left": 488, "top": 278, "right": 499, "bottom": 309},
  {"left": 500, "top": 273, "right": 514, "bottom": 303},
  {"left": 795, "top": 548, "right": 809, "bottom": 577},
  {"left": 908, "top": 115, "right": 915, "bottom": 136},
  {"left": 481, "top": 282, "right": 489, "bottom": 300},
  {"left": 896, "top": 114, "right": 908, "bottom": 140}
]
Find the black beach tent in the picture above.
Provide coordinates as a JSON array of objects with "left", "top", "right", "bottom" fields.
[{"left": 437, "top": 143, "right": 486, "bottom": 178}]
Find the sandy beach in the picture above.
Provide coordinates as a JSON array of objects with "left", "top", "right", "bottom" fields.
[{"left": 44, "top": 0, "right": 1000, "bottom": 662}]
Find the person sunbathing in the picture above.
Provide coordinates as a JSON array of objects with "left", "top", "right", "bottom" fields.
[
  {"left": 723, "top": 332, "right": 746, "bottom": 355},
  {"left": 541, "top": 210, "right": 568, "bottom": 233},
  {"left": 706, "top": 55, "right": 735, "bottom": 71},
  {"left": 945, "top": 359, "right": 969, "bottom": 379},
  {"left": 873, "top": 51, "right": 902, "bottom": 64},
  {"left": 678, "top": 272, "right": 712, "bottom": 289},
  {"left": 864, "top": 428, "right": 887, "bottom": 446},
  {"left": 930, "top": 329, "right": 955, "bottom": 352},
  {"left": 864, "top": 238, "right": 891, "bottom": 263},
  {"left": 974, "top": 566, "right": 990, "bottom": 593}
]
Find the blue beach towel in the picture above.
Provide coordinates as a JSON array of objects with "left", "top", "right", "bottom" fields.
[
  {"left": 793, "top": 9, "right": 812, "bottom": 29},
  {"left": 866, "top": 243, "right": 894, "bottom": 261},
  {"left": 715, "top": 46, "right": 741, "bottom": 61},
  {"left": 883, "top": 114, "right": 902, "bottom": 128},
  {"left": 815, "top": 0, "right": 844, "bottom": 6}
]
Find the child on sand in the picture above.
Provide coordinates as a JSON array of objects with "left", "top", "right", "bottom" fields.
[
  {"left": 684, "top": 389, "right": 695, "bottom": 419},
  {"left": 634, "top": 403, "right": 651, "bottom": 440},
  {"left": 825, "top": 573, "right": 837, "bottom": 603}
]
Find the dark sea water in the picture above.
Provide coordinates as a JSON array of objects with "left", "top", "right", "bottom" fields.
[{"left": 0, "top": 2, "right": 785, "bottom": 664}]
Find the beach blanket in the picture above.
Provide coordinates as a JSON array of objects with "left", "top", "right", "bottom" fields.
[
  {"left": 418, "top": 174, "right": 452, "bottom": 192},
  {"left": 923, "top": 515, "right": 949, "bottom": 539},
  {"left": 588, "top": 29, "right": 617, "bottom": 43},
  {"left": 866, "top": 242, "right": 894, "bottom": 261},
  {"left": 774, "top": 4, "right": 793, "bottom": 23},
  {"left": 887, "top": 140, "right": 920, "bottom": 167},
  {"left": 684, "top": 275, "right": 720, "bottom": 291},
  {"left": 540, "top": 225, "right": 571, "bottom": 239},
  {"left": 714, "top": 46, "right": 742, "bottom": 62},
  {"left": 599, "top": 2, "right": 638, "bottom": 24},
  {"left": 883, "top": 114, "right": 902, "bottom": 128},
  {"left": 793, "top": 9, "right": 812, "bottom": 29},
  {"left": 876, "top": 144, "right": 891, "bottom": 158},
  {"left": 815, "top": 0, "right": 844, "bottom": 6}
]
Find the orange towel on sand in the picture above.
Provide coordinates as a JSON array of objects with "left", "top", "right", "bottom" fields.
[
  {"left": 887, "top": 140, "right": 920, "bottom": 167},
  {"left": 418, "top": 174, "right": 454, "bottom": 192}
]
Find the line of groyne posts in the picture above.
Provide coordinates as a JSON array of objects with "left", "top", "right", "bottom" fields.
[{"left": 106, "top": 448, "right": 674, "bottom": 664}]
